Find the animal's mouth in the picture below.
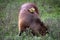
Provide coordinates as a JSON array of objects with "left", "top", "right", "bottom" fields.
[{"left": 40, "top": 30, "right": 49, "bottom": 36}]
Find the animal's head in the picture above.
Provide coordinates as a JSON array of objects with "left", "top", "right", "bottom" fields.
[
  {"left": 30, "top": 19, "right": 48, "bottom": 36},
  {"left": 33, "top": 19, "right": 48, "bottom": 36}
]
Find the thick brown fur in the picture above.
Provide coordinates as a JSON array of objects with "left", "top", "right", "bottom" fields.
[{"left": 18, "top": 3, "right": 48, "bottom": 36}]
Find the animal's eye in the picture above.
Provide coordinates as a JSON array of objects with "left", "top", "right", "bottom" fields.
[{"left": 28, "top": 7, "right": 35, "bottom": 13}]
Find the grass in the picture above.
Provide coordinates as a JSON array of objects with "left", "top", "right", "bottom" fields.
[{"left": 0, "top": 0, "right": 60, "bottom": 40}]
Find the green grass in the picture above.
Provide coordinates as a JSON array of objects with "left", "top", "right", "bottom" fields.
[{"left": 0, "top": 0, "right": 60, "bottom": 40}]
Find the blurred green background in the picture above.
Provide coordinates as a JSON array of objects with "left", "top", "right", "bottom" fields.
[{"left": 0, "top": 0, "right": 60, "bottom": 40}]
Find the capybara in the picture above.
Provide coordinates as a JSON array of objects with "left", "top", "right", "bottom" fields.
[{"left": 18, "top": 3, "right": 48, "bottom": 36}]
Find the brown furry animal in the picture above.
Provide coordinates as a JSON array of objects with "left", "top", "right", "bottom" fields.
[{"left": 18, "top": 3, "right": 48, "bottom": 36}]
